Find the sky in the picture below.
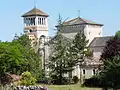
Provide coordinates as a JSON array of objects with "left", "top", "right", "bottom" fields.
[{"left": 0, "top": 0, "right": 120, "bottom": 41}]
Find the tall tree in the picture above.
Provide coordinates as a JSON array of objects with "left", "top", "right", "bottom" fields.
[
  {"left": 13, "top": 34, "right": 42, "bottom": 79},
  {"left": 99, "top": 56, "right": 120, "bottom": 89},
  {"left": 48, "top": 17, "right": 74, "bottom": 84},
  {"left": 70, "top": 31, "right": 89, "bottom": 64},
  {"left": 99, "top": 31, "right": 120, "bottom": 89},
  {"left": 101, "top": 31, "right": 120, "bottom": 60}
]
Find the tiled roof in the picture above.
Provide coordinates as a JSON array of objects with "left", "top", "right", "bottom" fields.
[
  {"left": 22, "top": 7, "right": 48, "bottom": 17},
  {"left": 89, "top": 36, "right": 112, "bottom": 47},
  {"left": 63, "top": 17, "right": 103, "bottom": 26}
]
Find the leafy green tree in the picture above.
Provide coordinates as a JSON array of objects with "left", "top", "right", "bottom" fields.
[
  {"left": 0, "top": 34, "right": 42, "bottom": 84},
  {"left": 13, "top": 34, "right": 42, "bottom": 79}
]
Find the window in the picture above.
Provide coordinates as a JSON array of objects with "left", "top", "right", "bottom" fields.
[
  {"left": 33, "top": 18, "right": 35, "bottom": 25},
  {"left": 40, "top": 18, "right": 41, "bottom": 24},
  {"left": 28, "top": 18, "right": 30, "bottom": 26},
  {"left": 93, "top": 69, "right": 95, "bottom": 75},
  {"left": 30, "top": 29, "right": 32, "bottom": 32},
  {"left": 42, "top": 18, "right": 43, "bottom": 25},
  {"left": 99, "top": 32, "right": 101, "bottom": 35},
  {"left": 83, "top": 69, "right": 85, "bottom": 75},
  {"left": 26, "top": 18, "right": 28, "bottom": 26},
  {"left": 38, "top": 18, "right": 39, "bottom": 25},
  {"left": 44, "top": 18, "right": 46, "bottom": 25},
  {"left": 30, "top": 18, "right": 31, "bottom": 25}
]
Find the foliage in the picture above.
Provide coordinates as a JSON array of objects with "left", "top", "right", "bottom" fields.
[
  {"left": 20, "top": 71, "right": 36, "bottom": 86},
  {"left": 100, "top": 31, "right": 120, "bottom": 60},
  {"left": 115, "top": 31, "right": 120, "bottom": 37},
  {"left": 99, "top": 31, "right": 120, "bottom": 89},
  {"left": 50, "top": 74, "right": 69, "bottom": 85},
  {"left": 13, "top": 34, "right": 42, "bottom": 79},
  {"left": 0, "top": 34, "right": 42, "bottom": 84},
  {"left": 82, "top": 75, "right": 101, "bottom": 87},
  {"left": 72, "top": 76, "right": 79, "bottom": 84},
  {"left": 48, "top": 16, "right": 90, "bottom": 85},
  {"left": 70, "top": 31, "right": 89, "bottom": 64},
  {"left": 67, "top": 31, "right": 89, "bottom": 81},
  {"left": 99, "top": 56, "right": 120, "bottom": 89},
  {"left": 48, "top": 16, "right": 75, "bottom": 85}
]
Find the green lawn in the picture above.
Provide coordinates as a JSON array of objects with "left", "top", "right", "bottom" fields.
[{"left": 46, "top": 84, "right": 101, "bottom": 90}]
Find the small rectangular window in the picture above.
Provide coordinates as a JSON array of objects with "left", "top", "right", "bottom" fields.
[
  {"left": 93, "top": 69, "right": 95, "bottom": 75},
  {"left": 83, "top": 69, "right": 85, "bottom": 75}
]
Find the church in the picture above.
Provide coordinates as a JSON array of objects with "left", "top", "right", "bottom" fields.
[{"left": 21, "top": 7, "right": 111, "bottom": 79}]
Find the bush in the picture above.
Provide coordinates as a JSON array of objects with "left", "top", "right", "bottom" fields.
[
  {"left": 82, "top": 76, "right": 101, "bottom": 87},
  {"left": 37, "top": 77, "right": 51, "bottom": 84},
  {"left": 50, "top": 75, "right": 69, "bottom": 85},
  {"left": 20, "top": 71, "right": 36, "bottom": 86},
  {"left": 72, "top": 76, "right": 79, "bottom": 84}
]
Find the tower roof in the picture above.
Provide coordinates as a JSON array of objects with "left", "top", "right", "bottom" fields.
[
  {"left": 22, "top": 7, "right": 49, "bottom": 17},
  {"left": 63, "top": 17, "right": 103, "bottom": 26}
]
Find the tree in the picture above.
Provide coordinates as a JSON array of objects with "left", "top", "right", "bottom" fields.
[
  {"left": 99, "top": 31, "right": 120, "bottom": 89},
  {"left": 99, "top": 56, "right": 120, "bottom": 89},
  {"left": 101, "top": 32, "right": 120, "bottom": 60},
  {"left": 13, "top": 34, "right": 42, "bottom": 79},
  {"left": 0, "top": 34, "right": 42, "bottom": 84},
  {"left": 70, "top": 31, "right": 89, "bottom": 61},
  {"left": 48, "top": 16, "right": 74, "bottom": 85}
]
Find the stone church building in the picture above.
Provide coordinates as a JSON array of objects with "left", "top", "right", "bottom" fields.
[{"left": 22, "top": 7, "right": 111, "bottom": 79}]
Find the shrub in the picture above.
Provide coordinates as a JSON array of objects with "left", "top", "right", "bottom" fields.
[
  {"left": 20, "top": 71, "right": 36, "bottom": 86},
  {"left": 50, "top": 75, "right": 69, "bottom": 85},
  {"left": 82, "top": 76, "right": 101, "bottom": 87},
  {"left": 72, "top": 76, "right": 79, "bottom": 84}
]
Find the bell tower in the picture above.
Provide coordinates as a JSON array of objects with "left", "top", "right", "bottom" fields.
[
  {"left": 22, "top": 8, "right": 50, "bottom": 73},
  {"left": 22, "top": 7, "right": 49, "bottom": 39}
]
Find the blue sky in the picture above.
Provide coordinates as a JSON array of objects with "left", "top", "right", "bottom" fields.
[{"left": 0, "top": 0, "right": 120, "bottom": 41}]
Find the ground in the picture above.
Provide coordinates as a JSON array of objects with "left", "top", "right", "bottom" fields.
[{"left": 46, "top": 84, "right": 101, "bottom": 90}]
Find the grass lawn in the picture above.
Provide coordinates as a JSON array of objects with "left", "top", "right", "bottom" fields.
[{"left": 46, "top": 84, "right": 101, "bottom": 90}]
